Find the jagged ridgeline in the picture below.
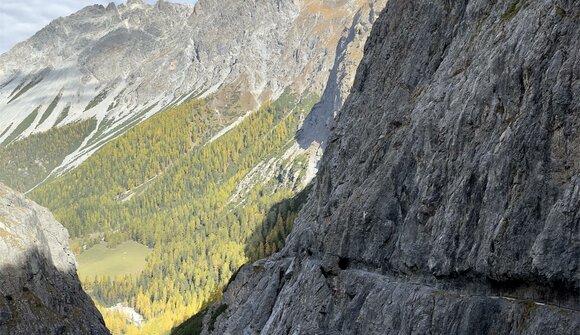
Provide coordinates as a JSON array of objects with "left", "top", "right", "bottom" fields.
[{"left": 28, "top": 91, "right": 318, "bottom": 334}]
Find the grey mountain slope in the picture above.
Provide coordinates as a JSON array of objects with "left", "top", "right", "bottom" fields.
[
  {"left": 0, "top": 183, "right": 109, "bottom": 334},
  {"left": 197, "top": 0, "right": 580, "bottom": 334}
]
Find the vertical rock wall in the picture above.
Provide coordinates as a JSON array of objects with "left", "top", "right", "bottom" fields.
[
  {"left": 201, "top": 0, "right": 580, "bottom": 334},
  {"left": 0, "top": 183, "right": 109, "bottom": 334}
]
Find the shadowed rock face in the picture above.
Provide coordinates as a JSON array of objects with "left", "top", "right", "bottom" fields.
[
  {"left": 197, "top": 0, "right": 580, "bottom": 334},
  {"left": 0, "top": 183, "right": 109, "bottom": 335}
]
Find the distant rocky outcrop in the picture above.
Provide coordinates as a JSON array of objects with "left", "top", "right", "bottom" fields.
[
  {"left": 196, "top": 0, "right": 580, "bottom": 333},
  {"left": 0, "top": 183, "right": 109, "bottom": 334}
]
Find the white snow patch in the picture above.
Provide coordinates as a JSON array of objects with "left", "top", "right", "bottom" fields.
[{"left": 107, "top": 303, "right": 144, "bottom": 327}]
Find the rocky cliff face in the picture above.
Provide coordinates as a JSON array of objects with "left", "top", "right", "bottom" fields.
[
  {"left": 0, "top": 183, "right": 109, "bottom": 334},
  {"left": 198, "top": 0, "right": 580, "bottom": 333},
  {"left": 0, "top": 0, "right": 386, "bottom": 189}
]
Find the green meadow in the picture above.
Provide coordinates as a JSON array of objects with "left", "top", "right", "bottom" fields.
[{"left": 77, "top": 240, "right": 151, "bottom": 279}]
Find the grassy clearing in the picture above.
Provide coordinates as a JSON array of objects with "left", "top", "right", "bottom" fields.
[{"left": 77, "top": 240, "right": 151, "bottom": 279}]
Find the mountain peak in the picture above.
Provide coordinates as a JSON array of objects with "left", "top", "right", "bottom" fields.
[{"left": 106, "top": 2, "right": 117, "bottom": 11}]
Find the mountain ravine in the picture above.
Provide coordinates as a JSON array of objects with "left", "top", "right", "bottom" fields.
[
  {"left": 191, "top": 0, "right": 580, "bottom": 334},
  {"left": 0, "top": 183, "right": 109, "bottom": 334}
]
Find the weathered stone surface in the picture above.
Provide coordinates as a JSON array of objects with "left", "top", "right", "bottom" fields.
[
  {"left": 0, "top": 183, "right": 109, "bottom": 334},
  {"left": 203, "top": 0, "right": 580, "bottom": 333}
]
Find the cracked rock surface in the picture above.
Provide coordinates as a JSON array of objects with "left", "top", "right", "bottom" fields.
[
  {"left": 201, "top": 0, "right": 580, "bottom": 334},
  {"left": 0, "top": 183, "right": 109, "bottom": 335}
]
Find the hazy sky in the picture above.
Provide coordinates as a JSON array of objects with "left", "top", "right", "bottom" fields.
[{"left": 0, "top": 0, "right": 197, "bottom": 54}]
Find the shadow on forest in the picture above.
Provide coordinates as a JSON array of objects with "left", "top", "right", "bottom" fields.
[
  {"left": 169, "top": 185, "right": 313, "bottom": 335},
  {"left": 243, "top": 184, "right": 312, "bottom": 262},
  {"left": 169, "top": 287, "right": 226, "bottom": 335}
]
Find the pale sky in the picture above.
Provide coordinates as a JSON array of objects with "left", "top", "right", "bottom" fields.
[{"left": 0, "top": 0, "right": 197, "bottom": 54}]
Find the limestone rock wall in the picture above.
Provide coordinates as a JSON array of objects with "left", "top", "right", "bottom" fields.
[
  {"left": 0, "top": 183, "right": 109, "bottom": 334},
  {"left": 202, "top": 0, "right": 580, "bottom": 333}
]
